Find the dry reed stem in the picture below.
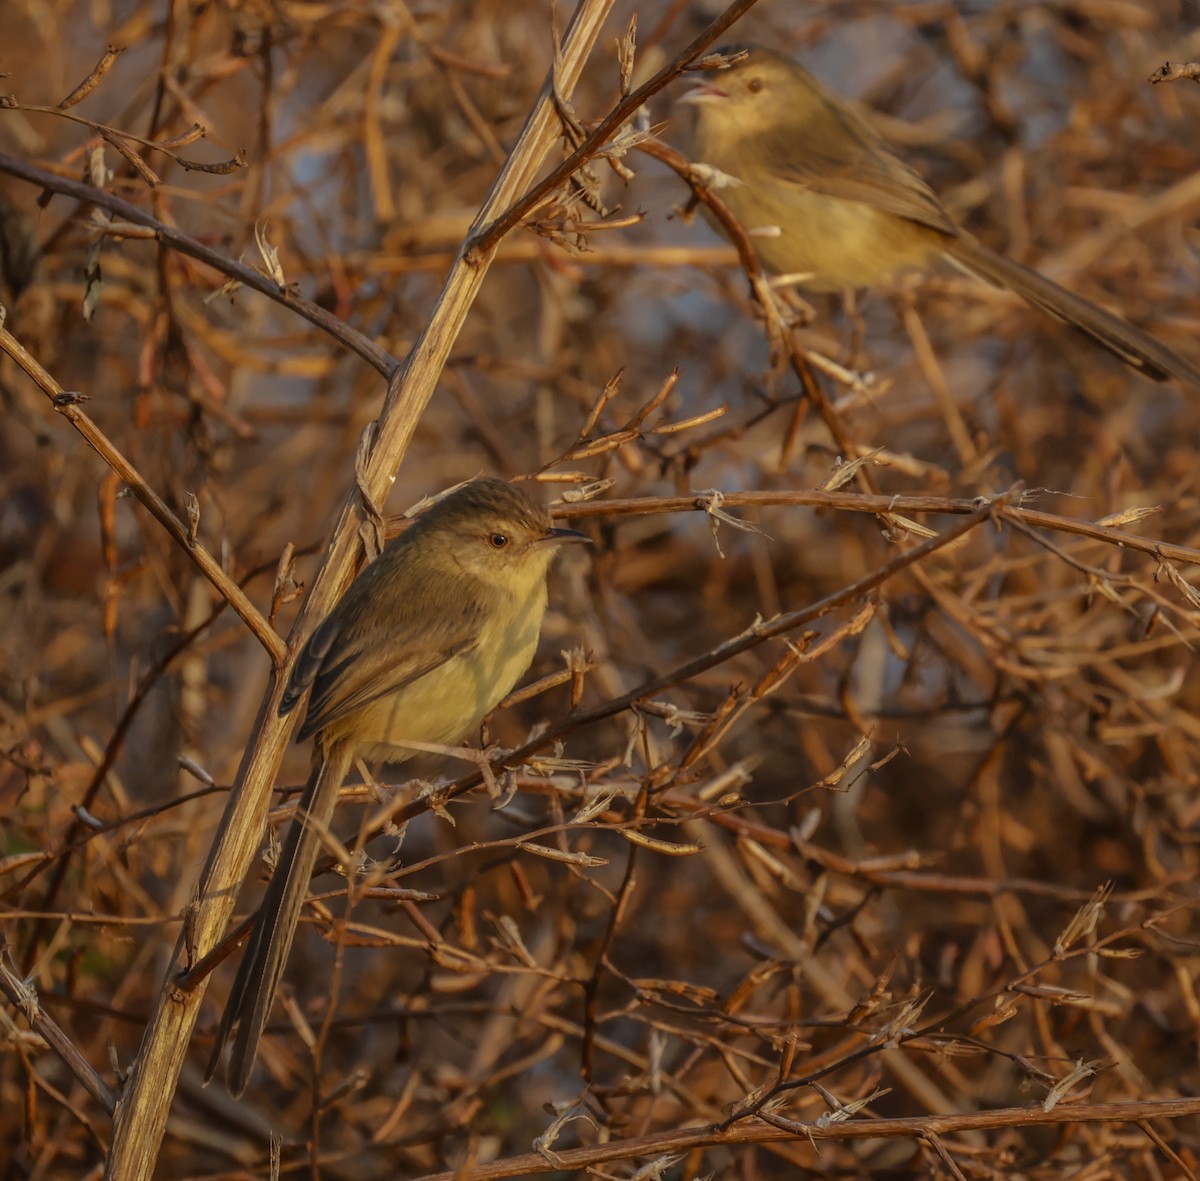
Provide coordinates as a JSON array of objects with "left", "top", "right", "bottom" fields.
[{"left": 103, "top": 3, "right": 623, "bottom": 1175}]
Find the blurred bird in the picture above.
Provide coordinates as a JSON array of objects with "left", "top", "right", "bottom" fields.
[
  {"left": 682, "top": 43, "right": 1200, "bottom": 387},
  {"left": 208, "top": 477, "right": 587, "bottom": 1095}
]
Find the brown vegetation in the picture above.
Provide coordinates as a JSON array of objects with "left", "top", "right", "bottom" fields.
[{"left": 3, "top": 1, "right": 1200, "bottom": 1178}]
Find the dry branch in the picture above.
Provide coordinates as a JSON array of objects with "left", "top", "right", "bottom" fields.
[{"left": 408, "top": 1097, "right": 1200, "bottom": 1181}]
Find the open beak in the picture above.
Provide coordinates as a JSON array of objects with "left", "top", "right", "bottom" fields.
[
  {"left": 542, "top": 526, "right": 591, "bottom": 546},
  {"left": 678, "top": 79, "right": 729, "bottom": 106}
]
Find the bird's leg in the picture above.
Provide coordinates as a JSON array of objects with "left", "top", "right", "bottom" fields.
[{"left": 839, "top": 287, "right": 866, "bottom": 368}]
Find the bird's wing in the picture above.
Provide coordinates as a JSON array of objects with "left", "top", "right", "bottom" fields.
[
  {"left": 280, "top": 552, "right": 490, "bottom": 740},
  {"left": 297, "top": 625, "right": 482, "bottom": 741},
  {"left": 761, "top": 103, "right": 958, "bottom": 236}
]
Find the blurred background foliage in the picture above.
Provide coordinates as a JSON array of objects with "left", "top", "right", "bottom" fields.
[{"left": 4, "top": 0, "right": 1200, "bottom": 1177}]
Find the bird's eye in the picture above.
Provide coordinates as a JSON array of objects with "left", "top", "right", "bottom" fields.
[
  {"left": 489, "top": 533, "right": 509, "bottom": 549},
  {"left": 747, "top": 77, "right": 763, "bottom": 93}
]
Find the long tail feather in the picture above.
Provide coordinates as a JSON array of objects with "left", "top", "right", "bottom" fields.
[
  {"left": 206, "top": 740, "right": 354, "bottom": 1096},
  {"left": 945, "top": 236, "right": 1200, "bottom": 388}
]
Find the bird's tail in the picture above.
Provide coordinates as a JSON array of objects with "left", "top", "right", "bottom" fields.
[
  {"left": 944, "top": 235, "right": 1200, "bottom": 388},
  {"left": 206, "top": 740, "right": 354, "bottom": 1096}
]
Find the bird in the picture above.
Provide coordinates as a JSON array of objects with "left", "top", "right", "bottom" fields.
[
  {"left": 680, "top": 43, "right": 1200, "bottom": 387},
  {"left": 207, "top": 477, "right": 588, "bottom": 1094}
]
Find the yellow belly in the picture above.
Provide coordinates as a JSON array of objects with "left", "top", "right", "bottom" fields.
[
  {"left": 325, "top": 581, "right": 547, "bottom": 764},
  {"left": 713, "top": 178, "right": 943, "bottom": 290}
]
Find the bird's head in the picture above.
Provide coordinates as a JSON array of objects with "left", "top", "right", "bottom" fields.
[
  {"left": 417, "top": 477, "right": 589, "bottom": 587},
  {"left": 680, "top": 43, "right": 820, "bottom": 131}
]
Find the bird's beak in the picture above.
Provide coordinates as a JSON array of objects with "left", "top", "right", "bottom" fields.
[
  {"left": 678, "top": 80, "right": 729, "bottom": 106},
  {"left": 541, "top": 526, "right": 591, "bottom": 546}
]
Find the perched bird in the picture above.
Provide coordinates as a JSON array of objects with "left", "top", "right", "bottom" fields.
[
  {"left": 681, "top": 43, "right": 1200, "bottom": 387},
  {"left": 208, "top": 477, "right": 588, "bottom": 1094}
]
